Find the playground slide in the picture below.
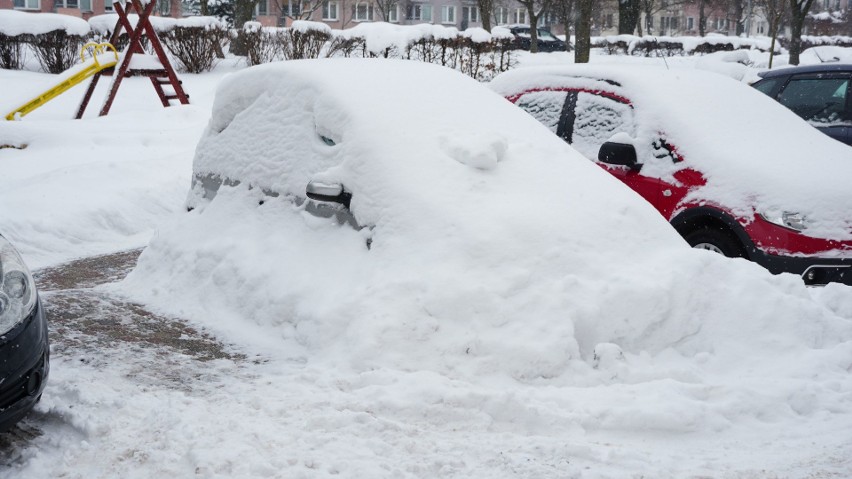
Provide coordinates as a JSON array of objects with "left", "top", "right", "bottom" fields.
[{"left": 5, "top": 43, "right": 118, "bottom": 121}]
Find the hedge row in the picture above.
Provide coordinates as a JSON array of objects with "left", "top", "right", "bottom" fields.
[
  {"left": 239, "top": 21, "right": 516, "bottom": 82},
  {"left": 592, "top": 34, "right": 783, "bottom": 57}
]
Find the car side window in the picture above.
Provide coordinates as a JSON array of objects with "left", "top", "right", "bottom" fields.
[
  {"left": 571, "top": 92, "right": 636, "bottom": 160},
  {"left": 515, "top": 91, "right": 569, "bottom": 134},
  {"left": 778, "top": 76, "right": 850, "bottom": 124},
  {"left": 753, "top": 77, "right": 783, "bottom": 96}
]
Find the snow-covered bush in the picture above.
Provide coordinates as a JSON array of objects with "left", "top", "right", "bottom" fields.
[
  {"left": 796, "top": 34, "right": 852, "bottom": 49},
  {"left": 0, "top": 10, "right": 90, "bottom": 72},
  {"left": 160, "top": 18, "right": 229, "bottom": 73},
  {"left": 283, "top": 21, "right": 332, "bottom": 60},
  {"left": 595, "top": 34, "right": 781, "bottom": 57},
  {"left": 30, "top": 30, "right": 90, "bottom": 74},
  {"left": 239, "top": 22, "right": 280, "bottom": 66},
  {"left": 328, "top": 23, "right": 515, "bottom": 82}
]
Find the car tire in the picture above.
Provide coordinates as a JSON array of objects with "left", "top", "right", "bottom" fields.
[{"left": 684, "top": 227, "right": 746, "bottom": 258}]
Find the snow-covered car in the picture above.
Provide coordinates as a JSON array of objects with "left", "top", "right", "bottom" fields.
[
  {"left": 0, "top": 234, "right": 48, "bottom": 432},
  {"left": 752, "top": 63, "right": 852, "bottom": 146},
  {"left": 490, "top": 65, "right": 852, "bottom": 286}
]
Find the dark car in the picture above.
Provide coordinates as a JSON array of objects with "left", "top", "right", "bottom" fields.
[
  {"left": 501, "top": 25, "right": 569, "bottom": 53},
  {"left": 752, "top": 63, "right": 852, "bottom": 146},
  {"left": 0, "top": 235, "right": 48, "bottom": 432}
]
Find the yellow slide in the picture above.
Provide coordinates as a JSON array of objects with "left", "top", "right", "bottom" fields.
[{"left": 5, "top": 42, "right": 118, "bottom": 121}]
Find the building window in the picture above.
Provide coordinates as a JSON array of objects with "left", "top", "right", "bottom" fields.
[
  {"left": 13, "top": 0, "right": 40, "bottom": 8},
  {"left": 322, "top": 0, "right": 338, "bottom": 20},
  {"left": 80, "top": 0, "right": 91, "bottom": 10},
  {"left": 408, "top": 3, "right": 432, "bottom": 22},
  {"left": 54, "top": 0, "right": 80, "bottom": 7},
  {"left": 462, "top": 6, "right": 478, "bottom": 23},
  {"left": 441, "top": 5, "right": 455, "bottom": 24},
  {"left": 604, "top": 13, "right": 613, "bottom": 28},
  {"left": 157, "top": 0, "right": 170, "bottom": 15},
  {"left": 387, "top": 4, "right": 398, "bottom": 21},
  {"left": 255, "top": 0, "right": 267, "bottom": 16},
  {"left": 353, "top": 2, "right": 372, "bottom": 21},
  {"left": 687, "top": 16, "right": 694, "bottom": 30},
  {"left": 495, "top": 6, "right": 509, "bottom": 25},
  {"left": 757, "top": 21, "right": 765, "bottom": 34},
  {"left": 514, "top": 8, "right": 527, "bottom": 24}
]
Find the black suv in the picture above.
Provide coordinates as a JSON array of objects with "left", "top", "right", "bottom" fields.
[
  {"left": 752, "top": 63, "right": 852, "bottom": 146},
  {"left": 505, "top": 25, "right": 569, "bottom": 53}
]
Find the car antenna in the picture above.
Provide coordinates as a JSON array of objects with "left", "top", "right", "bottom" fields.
[{"left": 653, "top": 37, "right": 671, "bottom": 70}]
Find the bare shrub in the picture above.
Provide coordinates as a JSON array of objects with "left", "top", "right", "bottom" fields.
[
  {"left": 282, "top": 27, "right": 331, "bottom": 60},
  {"left": 240, "top": 24, "right": 281, "bottom": 66},
  {"left": 325, "top": 35, "right": 364, "bottom": 58},
  {"left": 30, "top": 30, "right": 89, "bottom": 74},
  {"left": 0, "top": 33, "right": 26, "bottom": 70},
  {"left": 162, "top": 25, "right": 230, "bottom": 73}
]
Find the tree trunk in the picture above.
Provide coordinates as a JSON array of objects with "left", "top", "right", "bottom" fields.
[
  {"left": 618, "top": 0, "right": 641, "bottom": 34},
  {"left": 734, "top": 0, "right": 745, "bottom": 35},
  {"left": 529, "top": 11, "right": 540, "bottom": 53},
  {"left": 478, "top": 0, "right": 494, "bottom": 31},
  {"left": 698, "top": 0, "right": 706, "bottom": 36},
  {"left": 575, "top": 0, "right": 593, "bottom": 63},
  {"left": 788, "top": 0, "right": 815, "bottom": 65},
  {"left": 560, "top": 0, "right": 574, "bottom": 51}
]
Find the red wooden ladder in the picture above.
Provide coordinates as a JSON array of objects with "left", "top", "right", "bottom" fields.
[{"left": 75, "top": 0, "right": 189, "bottom": 119}]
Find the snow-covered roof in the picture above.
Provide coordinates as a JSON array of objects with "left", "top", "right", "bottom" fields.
[{"left": 490, "top": 64, "right": 852, "bottom": 240}]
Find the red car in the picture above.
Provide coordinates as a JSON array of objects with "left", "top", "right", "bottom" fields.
[{"left": 491, "top": 65, "right": 852, "bottom": 286}]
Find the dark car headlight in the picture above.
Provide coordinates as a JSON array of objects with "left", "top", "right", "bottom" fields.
[{"left": 0, "top": 236, "right": 37, "bottom": 336}]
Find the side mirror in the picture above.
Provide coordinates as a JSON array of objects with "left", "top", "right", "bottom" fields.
[
  {"left": 598, "top": 141, "right": 640, "bottom": 171},
  {"left": 306, "top": 180, "right": 351, "bottom": 208}
]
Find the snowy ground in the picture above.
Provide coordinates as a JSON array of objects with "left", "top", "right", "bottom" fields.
[{"left": 1, "top": 49, "right": 852, "bottom": 478}]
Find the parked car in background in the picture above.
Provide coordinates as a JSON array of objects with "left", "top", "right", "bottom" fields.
[
  {"left": 496, "top": 25, "right": 569, "bottom": 52},
  {"left": 491, "top": 65, "right": 852, "bottom": 286},
  {"left": 752, "top": 63, "right": 852, "bottom": 146},
  {"left": 0, "top": 234, "right": 48, "bottom": 432}
]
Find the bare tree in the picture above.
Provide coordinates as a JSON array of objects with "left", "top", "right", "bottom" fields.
[
  {"left": 270, "top": 0, "right": 324, "bottom": 21},
  {"left": 553, "top": 0, "right": 575, "bottom": 51},
  {"left": 639, "top": 0, "right": 690, "bottom": 36},
  {"left": 788, "top": 0, "right": 815, "bottom": 65},
  {"left": 754, "top": 0, "right": 787, "bottom": 67},
  {"left": 234, "top": 0, "right": 259, "bottom": 28},
  {"left": 618, "top": 0, "right": 641, "bottom": 33},
  {"left": 374, "top": 0, "right": 400, "bottom": 21},
  {"left": 575, "top": 0, "right": 593, "bottom": 62},
  {"left": 516, "top": 0, "right": 553, "bottom": 53},
  {"left": 477, "top": 0, "right": 496, "bottom": 30}
]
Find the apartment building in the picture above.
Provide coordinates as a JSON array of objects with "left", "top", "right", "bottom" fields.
[
  {"left": 2, "top": 0, "right": 847, "bottom": 36},
  {"left": 0, "top": 0, "right": 183, "bottom": 20}
]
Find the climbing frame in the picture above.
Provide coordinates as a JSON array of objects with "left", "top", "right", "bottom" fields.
[{"left": 75, "top": 0, "right": 189, "bottom": 119}]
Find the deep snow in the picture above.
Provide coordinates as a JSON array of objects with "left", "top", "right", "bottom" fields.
[{"left": 1, "top": 46, "right": 852, "bottom": 479}]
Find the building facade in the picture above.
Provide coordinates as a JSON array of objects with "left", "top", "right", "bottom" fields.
[
  {"left": 2, "top": 0, "right": 848, "bottom": 37},
  {"left": 0, "top": 0, "right": 183, "bottom": 20}
]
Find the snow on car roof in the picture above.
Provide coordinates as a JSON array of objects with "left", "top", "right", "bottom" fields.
[
  {"left": 195, "top": 59, "right": 673, "bottom": 233},
  {"left": 490, "top": 64, "right": 852, "bottom": 240}
]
